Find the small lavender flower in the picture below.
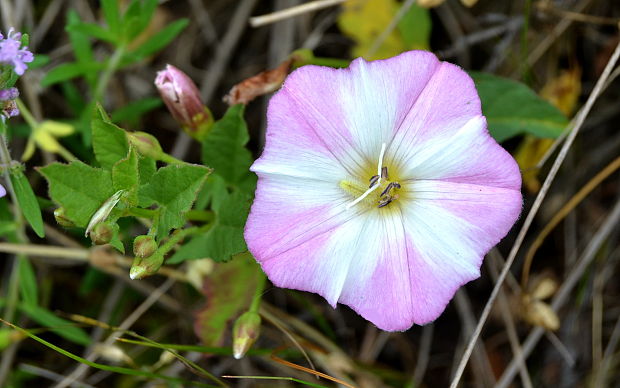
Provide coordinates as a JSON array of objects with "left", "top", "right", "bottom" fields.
[
  {"left": 0, "top": 184, "right": 5, "bottom": 198},
  {"left": 244, "top": 51, "right": 523, "bottom": 331},
  {"left": 0, "top": 87, "right": 18, "bottom": 101},
  {"left": 0, "top": 28, "right": 34, "bottom": 76}
]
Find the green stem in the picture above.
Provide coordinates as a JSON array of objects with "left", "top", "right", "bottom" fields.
[
  {"left": 158, "top": 152, "right": 184, "bottom": 165},
  {"left": 14, "top": 99, "right": 37, "bottom": 129},
  {"left": 93, "top": 45, "right": 126, "bottom": 102},
  {"left": 249, "top": 271, "right": 267, "bottom": 313},
  {"left": 157, "top": 224, "right": 210, "bottom": 257},
  {"left": 126, "top": 207, "right": 158, "bottom": 219}
]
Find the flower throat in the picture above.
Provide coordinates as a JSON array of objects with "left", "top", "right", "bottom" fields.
[{"left": 344, "top": 143, "right": 401, "bottom": 210}]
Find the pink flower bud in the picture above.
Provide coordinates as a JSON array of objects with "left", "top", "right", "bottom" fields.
[{"left": 155, "top": 65, "right": 214, "bottom": 141}]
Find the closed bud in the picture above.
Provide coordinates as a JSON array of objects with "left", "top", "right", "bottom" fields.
[
  {"left": 54, "top": 207, "right": 75, "bottom": 227},
  {"left": 232, "top": 312, "right": 261, "bottom": 359},
  {"left": 155, "top": 64, "right": 213, "bottom": 141},
  {"left": 133, "top": 235, "right": 157, "bottom": 258},
  {"left": 130, "top": 251, "right": 164, "bottom": 280},
  {"left": 127, "top": 131, "right": 163, "bottom": 159},
  {"left": 90, "top": 222, "right": 113, "bottom": 245}
]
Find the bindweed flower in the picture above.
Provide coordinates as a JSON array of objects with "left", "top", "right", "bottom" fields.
[
  {"left": 244, "top": 51, "right": 522, "bottom": 331},
  {"left": 0, "top": 28, "right": 33, "bottom": 76},
  {"left": 155, "top": 65, "right": 214, "bottom": 141}
]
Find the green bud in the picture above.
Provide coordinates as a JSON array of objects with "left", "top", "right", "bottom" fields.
[
  {"left": 90, "top": 222, "right": 113, "bottom": 245},
  {"left": 133, "top": 235, "right": 158, "bottom": 258},
  {"left": 232, "top": 312, "right": 261, "bottom": 359},
  {"left": 130, "top": 251, "right": 164, "bottom": 280},
  {"left": 127, "top": 132, "right": 163, "bottom": 159},
  {"left": 54, "top": 207, "right": 75, "bottom": 227}
]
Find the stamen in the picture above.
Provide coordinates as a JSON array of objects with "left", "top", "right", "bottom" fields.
[
  {"left": 346, "top": 143, "right": 386, "bottom": 209},
  {"left": 368, "top": 175, "right": 379, "bottom": 188},
  {"left": 381, "top": 166, "right": 389, "bottom": 180}
]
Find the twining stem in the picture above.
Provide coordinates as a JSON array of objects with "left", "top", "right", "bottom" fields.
[{"left": 521, "top": 154, "right": 620, "bottom": 290}]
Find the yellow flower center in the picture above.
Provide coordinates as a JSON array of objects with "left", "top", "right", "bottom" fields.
[{"left": 340, "top": 143, "right": 404, "bottom": 211}]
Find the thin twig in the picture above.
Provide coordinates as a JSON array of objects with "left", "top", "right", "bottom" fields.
[
  {"left": 449, "top": 39, "right": 620, "bottom": 388},
  {"left": 249, "top": 0, "right": 346, "bottom": 28}
]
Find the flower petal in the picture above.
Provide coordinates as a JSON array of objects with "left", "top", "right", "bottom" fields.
[
  {"left": 399, "top": 115, "right": 521, "bottom": 189},
  {"left": 400, "top": 180, "right": 522, "bottom": 324}
]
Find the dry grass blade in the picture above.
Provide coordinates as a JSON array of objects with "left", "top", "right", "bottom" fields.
[
  {"left": 496, "top": 197, "right": 620, "bottom": 387},
  {"left": 271, "top": 354, "right": 357, "bottom": 388},
  {"left": 249, "top": 0, "right": 346, "bottom": 27},
  {"left": 449, "top": 39, "right": 620, "bottom": 388},
  {"left": 521, "top": 154, "right": 620, "bottom": 289}
]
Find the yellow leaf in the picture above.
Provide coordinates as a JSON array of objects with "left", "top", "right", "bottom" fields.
[
  {"left": 33, "top": 130, "right": 62, "bottom": 153},
  {"left": 21, "top": 138, "right": 36, "bottom": 162},
  {"left": 339, "top": 0, "right": 405, "bottom": 60},
  {"left": 515, "top": 136, "right": 554, "bottom": 193},
  {"left": 38, "top": 120, "right": 75, "bottom": 137},
  {"left": 539, "top": 67, "right": 581, "bottom": 116}
]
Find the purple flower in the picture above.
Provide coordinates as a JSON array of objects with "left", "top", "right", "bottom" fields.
[
  {"left": 155, "top": 64, "right": 213, "bottom": 140},
  {"left": 0, "top": 87, "right": 18, "bottom": 101},
  {"left": 0, "top": 28, "right": 34, "bottom": 76},
  {"left": 0, "top": 183, "right": 5, "bottom": 198},
  {"left": 244, "top": 51, "right": 522, "bottom": 331}
]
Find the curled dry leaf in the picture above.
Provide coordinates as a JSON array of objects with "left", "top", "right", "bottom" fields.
[
  {"left": 223, "top": 58, "right": 293, "bottom": 106},
  {"left": 521, "top": 296, "right": 560, "bottom": 331},
  {"left": 521, "top": 273, "right": 560, "bottom": 331}
]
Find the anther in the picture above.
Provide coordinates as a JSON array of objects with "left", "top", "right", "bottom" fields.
[
  {"left": 381, "top": 166, "right": 389, "bottom": 179},
  {"left": 368, "top": 175, "right": 379, "bottom": 188}
]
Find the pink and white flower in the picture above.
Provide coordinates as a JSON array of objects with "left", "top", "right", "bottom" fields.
[{"left": 244, "top": 51, "right": 522, "bottom": 331}]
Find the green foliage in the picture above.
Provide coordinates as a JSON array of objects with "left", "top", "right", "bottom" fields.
[
  {"left": 17, "top": 258, "right": 38, "bottom": 306},
  {"left": 38, "top": 161, "right": 115, "bottom": 228},
  {"left": 92, "top": 105, "right": 129, "bottom": 169},
  {"left": 17, "top": 304, "right": 91, "bottom": 345},
  {"left": 170, "top": 190, "right": 249, "bottom": 263},
  {"left": 194, "top": 253, "right": 260, "bottom": 348},
  {"left": 202, "top": 104, "right": 254, "bottom": 188},
  {"left": 471, "top": 72, "right": 569, "bottom": 142},
  {"left": 139, "top": 164, "right": 211, "bottom": 240},
  {"left": 9, "top": 171, "right": 44, "bottom": 237}
]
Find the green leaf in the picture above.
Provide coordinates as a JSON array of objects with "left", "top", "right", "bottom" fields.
[
  {"left": 67, "top": 10, "right": 96, "bottom": 87},
  {"left": 38, "top": 161, "right": 115, "bottom": 228},
  {"left": 92, "top": 104, "right": 129, "bottom": 169},
  {"left": 138, "top": 154, "right": 156, "bottom": 183},
  {"left": 170, "top": 190, "right": 249, "bottom": 263},
  {"left": 65, "top": 21, "right": 117, "bottom": 44},
  {"left": 18, "top": 258, "right": 38, "bottom": 306},
  {"left": 41, "top": 62, "right": 103, "bottom": 87},
  {"left": 194, "top": 253, "right": 260, "bottom": 347},
  {"left": 202, "top": 104, "right": 253, "bottom": 187},
  {"left": 18, "top": 304, "right": 91, "bottom": 345},
  {"left": 112, "top": 147, "right": 139, "bottom": 206},
  {"left": 129, "top": 19, "right": 189, "bottom": 60},
  {"left": 397, "top": 4, "right": 431, "bottom": 50},
  {"left": 101, "top": 0, "right": 121, "bottom": 36},
  {"left": 471, "top": 72, "right": 569, "bottom": 142},
  {"left": 10, "top": 171, "right": 44, "bottom": 238},
  {"left": 139, "top": 164, "right": 210, "bottom": 239}
]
